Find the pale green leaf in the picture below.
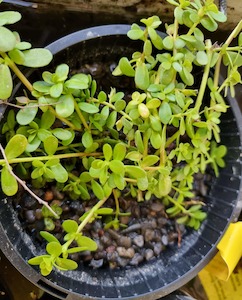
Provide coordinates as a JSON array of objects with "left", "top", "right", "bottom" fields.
[
  {"left": 22, "top": 49, "right": 53, "bottom": 67},
  {"left": 0, "top": 64, "right": 12, "bottom": 99},
  {"left": 1, "top": 166, "right": 18, "bottom": 196}
]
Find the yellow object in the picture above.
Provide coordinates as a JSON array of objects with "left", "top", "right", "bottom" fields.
[
  {"left": 198, "top": 222, "right": 242, "bottom": 300},
  {"left": 203, "top": 222, "right": 242, "bottom": 281},
  {"left": 199, "top": 268, "right": 242, "bottom": 300}
]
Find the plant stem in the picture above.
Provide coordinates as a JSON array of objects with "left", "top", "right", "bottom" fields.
[
  {"left": 113, "top": 189, "right": 120, "bottom": 219},
  {"left": 0, "top": 144, "right": 58, "bottom": 218},
  {"left": 167, "top": 195, "right": 187, "bottom": 214},
  {"left": 194, "top": 40, "right": 213, "bottom": 112},
  {"left": 47, "top": 107, "right": 81, "bottom": 131},
  {"left": 63, "top": 196, "right": 108, "bottom": 250},
  {"left": 0, "top": 151, "right": 102, "bottom": 166},
  {"left": 74, "top": 100, "right": 89, "bottom": 130},
  {"left": 92, "top": 99, "right": 132, "bottom": 121},
  {"left": 0, "top": 52, "right": 33, "bottom": 92},
  {"left": 214, "top": 20, "right": 242, "bottom": 88}
]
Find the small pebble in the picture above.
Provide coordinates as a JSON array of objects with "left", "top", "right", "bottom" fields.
[
  {"left": 118, "top": 236, "right": 132, "bottom": 248},
  {"left": 133, "top": 235, "right": 144, "bottom": 248},
  {"left": 153, "top": 243, "right": 163, "bottom": 256},
  {"left": 129, "top": 253, "right": 144, "bottom": 266},
  {"left": 117, "top": 247, "right": 135, "bottom": 259},
  {"left": 25, "top": 210, "right": 35, "bottom": 223},
  {"left": 161, "top": 235, "right": 169, "bottom": 246},
  {"left": 89, "top": 258, "right": 104, "bottom": 269},
  {"left": 145, "top": 249, "right": 154, "bottom": 261},
  {"left": 144, "top": 229, "right": 155, "bottom": 242},
  {"left": 150, "top": 202, "right": 164, "bottom": 212},
  {"left": 44, "top": 190, "right": 54, "bottom": 202}
]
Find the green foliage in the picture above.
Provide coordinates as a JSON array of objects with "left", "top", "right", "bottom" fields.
[{"left": 0, "top": 0, "right": 241, "bottom": 275}]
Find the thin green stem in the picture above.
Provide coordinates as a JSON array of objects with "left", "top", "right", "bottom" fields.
[
  {"left": 62, "top": 196, "right": 109, "bottom": 250},
  {"left": 194, "top": 40, "right": 213, "bottom": 112},
  {"left": 74, "top": 100, "right": 89, "bottom": 130},
  {"left": 113, "top": 189, "right": 120, "bottom": 219},
  {"left": 0, "top": 144, "right": 59, "bottom": 218},
  {"left": 0, "top": 52, "right": 33, "bottom": 92},
  {"left": 167, "top": 195, "right": 187, "bottom": 214},
  {"left": 214, "top": 20, "right": 242, "bottom": 88},
  {"left": 48, "top": 106, "right": 81, "bottom": 131},
  {"left": 165, "top": 130, "right": 180, "bottom": 148},
  {"left": 0, "top": 151, "right": 102, "bottom": 166},
  {"left": 92, "top": 99, "right": 132, "bottom": 121}
]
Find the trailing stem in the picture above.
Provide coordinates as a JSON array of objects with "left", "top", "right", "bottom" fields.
[{"left": 0, "top": 144, "right": 59, "bottom": 218}]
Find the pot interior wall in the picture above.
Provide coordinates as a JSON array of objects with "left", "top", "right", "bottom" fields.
[{"left": 0, "top": 26, "right": 242, "bottom": 300}]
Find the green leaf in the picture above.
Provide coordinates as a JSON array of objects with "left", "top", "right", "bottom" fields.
[
  {"left": 118, "top": 57, "right": 135, "bottom": 77},
  {"left": 79, "top": 102, "right": 99, "bottom": 114},
  {"left": 40, "top": 231, "right": 59, "bottom": 243},
  {"left": 16, "top": 104, "right": 38, "bottom": 125},
  {"left": 52, "top": 128, "right": 72, "bottom": 140},
  {"left": 201, "top": 16, "right": 218, "bottom": 32},
  {"left": 1, "top": 166, "right": 18, "bottom": 196},
  {"left": 5, "top": 134, "right": 27, "bottom": 159},
  {"left": 55, "top": 64, "right": 69, "bottom": 81},
  {"left": 135, "top": 62, "right": 150, "bottom": 90},
  {"left": 114, "top": 99, "right": 126, "bottom": 112},
  {"left": 0, "top": 11, "right": 21, "bottom": 26},
  {"left": 44, "top": 135, "right": 58, "bottom": 155},
  {"left": 144, "top": 40, "right": 152, "bottom": 56},
  {"left": 196, "top": 51, "right": 208, "bottom": 65},
  {"left": 134, "top": 130, "right": 144, "bottom": 153},
  {"left": 56, "top": 257, "right": 78, "bottom": 270},
  {"left": 8, "top": 48, "right": 25, "bottom": 65},
  {"left": 159, "top": 102, "right": 172, "bottom": 124},
  {"left": 98, "top": 91, "right": 107, "bottom": 102},
  {"left": 158, "top": 174, "right": 172, "bottom": 196},
  {"left": 51, "top": 163, "right": 68, "bottom": 183},
  {"left": 82, "top": 130, "right": 93, "bottom": 149},
  {"left": 127, "top": 24, "right": 144, "bottom": 40},
  {"left": 103, "top": 144, "right": 112, "bottom": 161},
  {"left": 112, "top": 173, "right": 126, "bottom": 190},
  {"left": 28, "top": 255, "right": 49, "bottom": 266},
  {"left": 163, "top": 36, "right": 174, "bottom": 50},
  {"left": 150, "top": 130, "right": 162, "bottom": 149},
  {"left": 15, "top": 41, "right": 31, "bottom": 50},
  {"left": 109, "top": 160, "right": 124, "bottom": 174},
  {"left": 113, "top": 143, "right": 126, "bottom": 161},
  {"left": 0, "top": 64, "right": 13, "bottom": 99},
  {"left": 0, "top": 26, "right": 16, "bottom": 52},
  {"left": 126, "top": 151, "right": 143, "bottom": 161},
  {"left": 76, "top": 236, "right": 97, "bottom": 251},
  {"left": 91, "top": 180, "right": 105, "bottom": 200},
  {"left": 46, "top": 242, "right": 62, "bottom": 256},
  {"left": 50, "top": 83, "right": 63, "bottom": 98},
  {"left": 106, "top": 111, "right": 117, "bottom": 129},
  {"left": 141, "top": 155, "right": 160, "bottom": 167},
  {"left": 62, "top": 219, "right": 78, "bottom": 233},
  {"left": 179, "top": 67, "right": 194, "bottom": 86},
  {"left": 40, "top": 110, "right": 55, "bottom": 129},
  {"left": 56, "top": 94, "right": 75, "bottom": 118},
  {"left": 22, "top": 49, "right": 53, "bottom": 67},
  {"left": 125, "top": 166, "right": 146, "bottom": 179},
  {"left": 137, "top": 176, "right": 148, "bottom": 191},
  {"left": 96, "top": 208, "right": 113, "bottom": 215},
  {"left": 67, "top": 73, "right": 89, "bottom": 89}
]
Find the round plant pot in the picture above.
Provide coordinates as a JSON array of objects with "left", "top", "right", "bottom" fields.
[{"left": 0, "top": 25, "right": 242, "bottom": 300}]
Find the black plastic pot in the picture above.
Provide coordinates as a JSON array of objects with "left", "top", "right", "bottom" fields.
[{"left": 0, "top": 25, "right": 242, "bottom": 300}]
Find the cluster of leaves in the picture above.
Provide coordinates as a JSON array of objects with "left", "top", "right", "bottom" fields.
[
  {"left": 0, "top": 6, "right": 52, "bottom": 100},
  {"left": 0, "top": 0, "right": 242, "bottom": 275}
]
